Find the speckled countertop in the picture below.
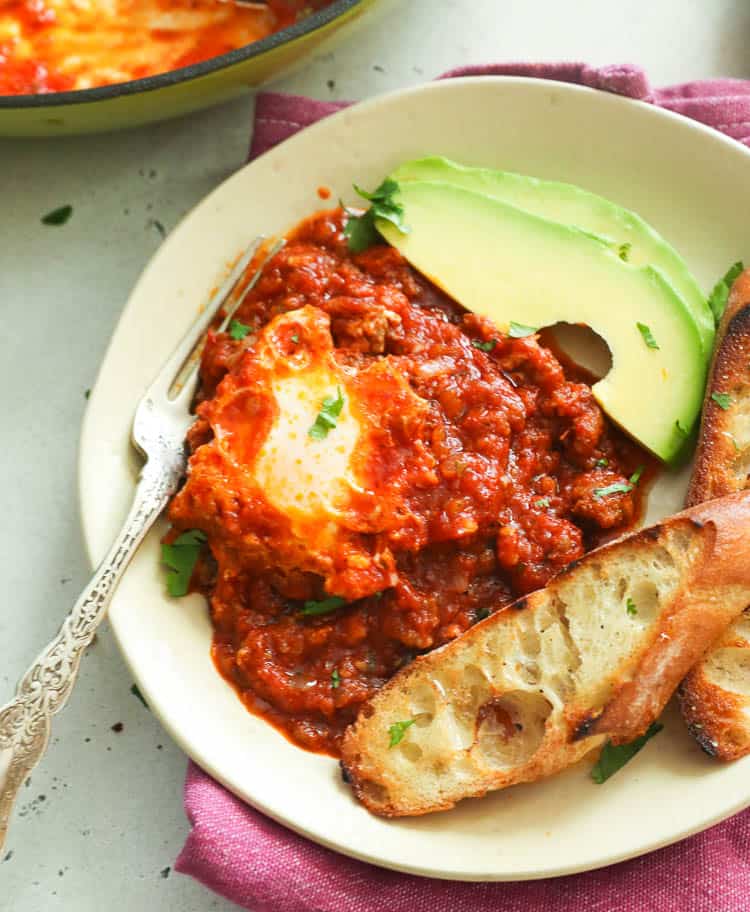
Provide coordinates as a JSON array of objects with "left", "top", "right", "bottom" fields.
[{"left": 2, "top": 1, "right": 749, "bottom": 908}]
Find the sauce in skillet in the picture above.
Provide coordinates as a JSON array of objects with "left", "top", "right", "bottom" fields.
[{"left": 0, "top": 0, "right": 335, "bottom": 94}]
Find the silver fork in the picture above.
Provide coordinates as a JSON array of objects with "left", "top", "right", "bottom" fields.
[{"left": 0, "top": 235, "right": 284, "bottom": 853}]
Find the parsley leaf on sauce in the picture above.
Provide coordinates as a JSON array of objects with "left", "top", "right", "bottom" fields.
[
  {"left": 636, "top": 322, "right": 659, "bottom": 350},
  {"left": 388, "top": 719, "right": 416, "bottom": 748},
  {"left": 229, "top": 320, "right": 251, "bottom": 341},
  {"left": 309, "top": 386, "right": 345, "bottom": 439},
  {"left": 535, "top": 498, "right": 551, "bottom": 509},
  {"left": 595, "top": 458, "right": 609, "bottom": 468},
  {"left": 344, "top": 179, "right": 409, "bottom": 253},
  {"left": 626, "top": 597, "right": 638, "bottom": 617},
  {"left": 708, "top": 261, "right": 745, "bottom": 325},
  {"left": 712, "top": 391, "right": 733, "bottom": 411},
  {"left": 472, "top": 338, "right": 497, "bottom": 352},
  {"left": 331, "top": 668, "right": 341, "bottom": 689},
  {"left": 508, "top": 321, "right": 537, "bottom": 339},
  {"left": 629, "top": 465, "right": 645, "bottom": 486},
  {"left": 42, "top": 204, "right": 73, "bottom": 226},
  {"left": 300, "top": 595, "right": 347, "bottom": 617},
  {"left": 161, "top": 530, "right": 206, "bottom": 598},
  {"left": 344, "top": 209, "right": 379, "bottom": 253},
  {"left": 591, "top": 722, "right": 663, "bottom": 783},
  {"left": 594, "top": 459, "right": 645, "bottom": 500},
  {"left": 618, "top": 242, "right": 632, "bottom": 261},
  {"left": 593, "top": 481, "right": 633, "bottom": 499}
]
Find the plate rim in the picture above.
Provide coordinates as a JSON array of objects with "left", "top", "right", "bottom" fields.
[{"left": 78, "top": 75, "right": 750, "bottom": 882}]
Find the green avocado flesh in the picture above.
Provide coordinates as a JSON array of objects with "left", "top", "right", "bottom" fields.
[
  {"left": 392, "top": 157, "right": 713, "bottom": 360},
  {"left": 376, "top": 180, "right": 705, "bottom": 463}
]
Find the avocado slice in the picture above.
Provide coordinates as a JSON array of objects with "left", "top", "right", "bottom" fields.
[
  {"left": 392, "top": 157, "right": 713, "bottom": 360},
  {"left": 376, "top": 180, "right": 705, "bottom": 463}
]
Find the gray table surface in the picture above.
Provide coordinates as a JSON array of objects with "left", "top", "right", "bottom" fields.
[{"left": 2, "top": 1, "right": 749, "bottom": 909}]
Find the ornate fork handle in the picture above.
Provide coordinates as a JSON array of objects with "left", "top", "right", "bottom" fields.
[
  {"left": 0, "top": 237, "right": 269, "bottom": 852},
  {"left": 0, "top": 459, "right": 177, "bottom": 850}
]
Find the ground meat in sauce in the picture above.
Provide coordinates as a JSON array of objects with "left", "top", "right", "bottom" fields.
[{"left": 168, "top": 208, "right": 651, "bottom": 756}]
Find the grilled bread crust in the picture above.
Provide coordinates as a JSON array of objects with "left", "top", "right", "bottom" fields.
[
  {"left": 342, "top": 493, "right": 750, "bottom": 816},
  {"left": 679, "top": 270, "right": 750, "bottom": 760},
  {"left": 685, "top": 270, "right": 750, "bottom": 506}
]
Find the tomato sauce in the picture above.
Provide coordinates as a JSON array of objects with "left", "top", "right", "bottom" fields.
[
  {"left": 0, "top": 0, "right": 334, "bottom": 95},
  {"left": 168, "top": 209, "right": 652, "bottom": 756}
]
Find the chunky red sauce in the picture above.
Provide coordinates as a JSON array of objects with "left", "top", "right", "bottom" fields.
[
  {"left": 168, "top": 209, "right": 651, "bottom": 756},
  {"left": 0, "top": 0, "right": 334, "bottom": 95}
]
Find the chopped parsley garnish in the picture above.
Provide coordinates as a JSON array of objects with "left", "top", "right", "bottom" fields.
[
  {"left": 626, "top": 597, "right": 638, "bottom": 617},
  {"left": 130, "top": 683, "right": 149, "bottom": 710},
  {"left": 595, "top": 469, "right": 641, "bottom": 503},
  {"left": 300, "top": 595, "right": 347, "bottom": 617},
  {"left": 593, "top": 481, "right": 633, "bottom": 499},
  {"left": 711, "top": 391, "right": 732, "bottom": 411},
  {"left": 309, "top": 387, "right": 345, "bottom": 439},
  {"left": 472, "top": 338, "right": 497, "bottom": 353},
  {"left": 41, "top": 204, "right": 73, "bottom": 226},
  {"left": 636, "top": 322, "right": 659, "bottom": 350},
  {"left": 161, "top": 530, "right": 206, "bottom": 597},
  {"left": 229, "top": 320, "right": 251, "bottom": 341},
  {"left": 708, "top": 261, "right": 745, "bottom": 325},
  {"left": 629, "top": 465, "right": 645, "bottom": 486},
  {"left": 535, "top": 497, "right": 551, "bottom": 509},
  {"left": 388, "top": 719, "right": 416, "bottom": 748},
  {"left": 618, "top": 242, "right": 631, "bottom": 261},
  {"left": 591, "top": 722, "right": 663, "bottom": 783},
  {"left": 595, "top": 458, "right": 609, "bottom": 468},
  {"left": 331, "top": 668, "right": 341, "bottom": 689},
  {"left": 343, "top": 179, "right": 409, "bottom": 253},
  {"left": 291, "top": 333, "right": 300, "bottom": 344},
  {"left": 508, "top": 321, "right": 537, "bottom": 339}
]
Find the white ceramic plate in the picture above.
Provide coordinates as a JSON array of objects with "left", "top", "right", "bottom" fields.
[{"left": 79, "top": 78, "right": 750, "bottom": 881}]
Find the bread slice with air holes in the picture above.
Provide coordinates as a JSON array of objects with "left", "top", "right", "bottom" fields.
[
  {"left": 678, "top": 269, "right": 750, "bottom": 761},
  {"left": 341, "top": 492, "right": 750, "bottom": 816}
]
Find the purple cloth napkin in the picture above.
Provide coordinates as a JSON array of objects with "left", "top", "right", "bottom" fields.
[
  {"left": 176, "top": 63, "right": 750, "bottom": 912},
  {"left": 249, "top": 62, "right": 750, "bottom": 158}
]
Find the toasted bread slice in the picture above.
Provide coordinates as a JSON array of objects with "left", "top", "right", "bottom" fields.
[
  {"left": 685, "top": 270, "right": 750, "bottom": 506},
  {"left": 679, "top": 270, "right": 750, "bottom": 761},
  {"left": 341, "top": 492, "right": 750, "bottom": 816}
]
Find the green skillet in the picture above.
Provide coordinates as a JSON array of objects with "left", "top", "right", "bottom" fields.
[{"left": 0, "top": 0, "right": 377, "bottom": 137}]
